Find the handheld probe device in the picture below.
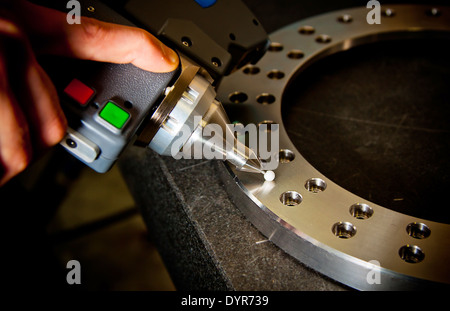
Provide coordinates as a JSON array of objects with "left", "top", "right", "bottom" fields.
[{"left": 39, "top": 0, "right": 269, "bottom": 175}]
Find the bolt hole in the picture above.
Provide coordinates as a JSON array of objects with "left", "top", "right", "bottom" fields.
[
  {"left": 279, "top": 149, "right": 295, "bottom": 163},
  {"left": 305, "top": 178, "right": 327, "bottom": 193},
  {"left": 399, "top": 245, "right": 425, "bottom": 263},
  {"left": 406, "top": 222, "right": 431, "bottom": 239},
  {"left": 287, "top": 50, "right": 304, "bottom": 59},
  {"left": 253, "top": 19, "right": 259, "bottom": 26},
  {"left": 349, "top": 203, "right": 374, "bottom": 220},
  {"left": 268, "top": 42, "right": 283, "bottom": 52},
  {"left": 316, "top": 34, "right": 332, "bottom": 44},
  {"left": 181, "top": 36, "right": 192, "bottom": 47},
  {"left": 211, "top": 57, "right": 222, "bottom": 67},
  {"left": 382, "top": 8, "right": 396, "bottom": 17},
  {"left": 267, "top": 70, "right": 285, "bottom": 80},
  {"left": 426, "top": 8, "right": 441, "bottom": 17},
  {"left": 332, "top": 222, "right": 356, "bottom": 239},
  {"left": 87, "top": 6, "right": 95, "bottom": 13},
  {"left": 256, "top": 93, "right": 276, "bottom": 105},
  {"left": 243, "top": 65, "right": 260, "bottom": 75},
  {"left": 228, "top": 92, "right": 248, "bottom": 104},
  {"left": 280, "top": 191, "right": 303, "bottom": 206},
  {"left": 124, "top": 101, "right": 133, "bottom": 109},
  {"left": 229, "top": 33, "right": 236, "bottom": 41},
  {"left": 338, "top": 14, "right": 353, "bottom": 23},
  {"left": 66, "top": 138, "right": 77, "bottom": 149},
  {"left": 298, "top": 25, "right": 315, "bottom": 35}
]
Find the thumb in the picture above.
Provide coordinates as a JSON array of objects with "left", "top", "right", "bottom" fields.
[
  {"left": 61, "top": 17, "right": 180, "bottom": 73},
  {"left": 18, "top": 1, "right": 179, "bottom": 73}
]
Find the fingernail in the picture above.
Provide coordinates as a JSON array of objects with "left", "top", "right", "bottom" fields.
[
  {"left": 160, "top": 42, "right": 179, "bottom": 66},
  {"left": 166, "top": 48, "right": 179, "bottom": 67}
]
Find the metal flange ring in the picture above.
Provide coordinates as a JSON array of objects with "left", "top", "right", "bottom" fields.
[{"left": 217, "top": 4, "right": 450, "bottom": 290}]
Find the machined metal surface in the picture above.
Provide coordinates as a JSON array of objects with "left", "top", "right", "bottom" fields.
[
  {"left": 144, "top": 56, "right": 264, "bottom": 173},
  {"left": 217, "top": 5, "right": 450, "bottom": 290}
]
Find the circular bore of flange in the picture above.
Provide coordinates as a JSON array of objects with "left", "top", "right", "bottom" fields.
[{"left": 217, "top": 5, "right": 450, "bottom": 290}]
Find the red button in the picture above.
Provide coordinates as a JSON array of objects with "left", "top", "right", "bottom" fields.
[{"left": 64, "top": 79, "right": 95, "bottom": 106}]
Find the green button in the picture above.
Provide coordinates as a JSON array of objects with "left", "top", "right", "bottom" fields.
[{"left": 99, "top": 102, "right": 130, "bottom": 129}]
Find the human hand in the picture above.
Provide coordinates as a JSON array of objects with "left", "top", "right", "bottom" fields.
[{"left": 0, "top": 0, "right": 179, "bottom": 186}]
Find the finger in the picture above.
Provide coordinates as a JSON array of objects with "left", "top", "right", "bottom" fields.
[
  {"left": 0, "top": 16, "right": 67, "bottom": 150},
  {"left": 0, "top": 50, "right": 32, "bottom": 186},
  {"left": 17, "top": 1, "right": 179, "bottom": 73},
  {"left": 22, "top": 56, "right": 67, "bottom": 148},
  {"left": 1, "top": 14, "right": 66, "bottom": 161},
  {"left": 64, "top": 17, "right": 180, "bottom": 73}
]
